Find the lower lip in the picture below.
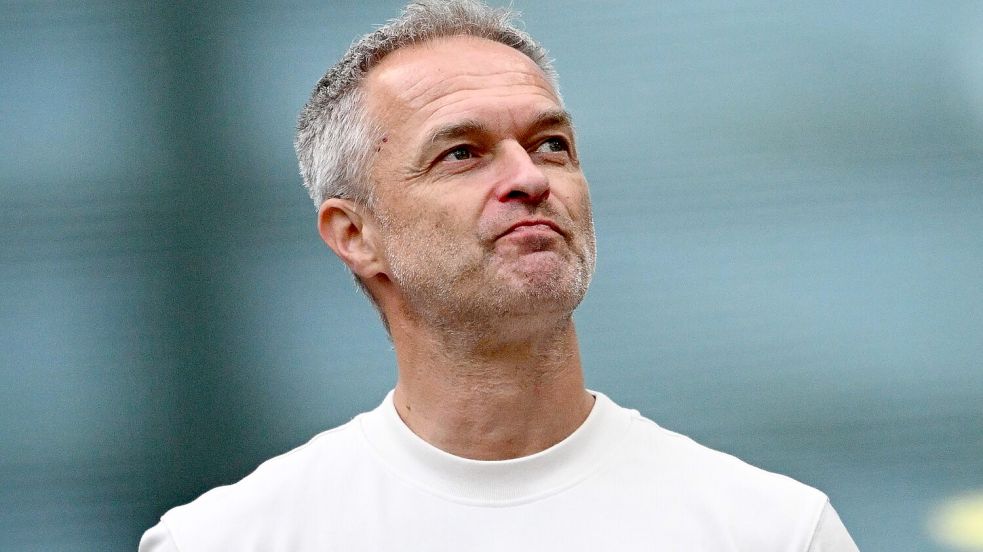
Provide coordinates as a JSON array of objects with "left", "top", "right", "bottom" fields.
[
  {"left": 505, "top": 224, "right": 558, "bottom": 236},
  {"left": 497, "top": 225, "right": 563, "bottom": 250}
]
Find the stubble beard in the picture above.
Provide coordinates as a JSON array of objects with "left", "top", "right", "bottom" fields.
[{"left": 378, "top": 208, "right": 597, "bottom": 336}]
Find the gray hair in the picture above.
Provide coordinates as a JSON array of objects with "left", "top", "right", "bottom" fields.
[{"left": 294, "top": 0, "right": 560, "bottom": 209}]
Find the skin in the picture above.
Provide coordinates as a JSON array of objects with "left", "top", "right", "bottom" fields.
[{"left": 318, "top": 36, "right": 597, "bottom": 460}]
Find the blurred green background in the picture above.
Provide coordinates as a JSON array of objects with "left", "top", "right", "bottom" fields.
[{"left": 2, "top": 1, "right": 982, "bottom": 550}]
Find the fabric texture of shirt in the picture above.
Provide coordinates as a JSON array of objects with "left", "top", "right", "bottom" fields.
[{"left": 140, "top": 391, "right": 859, "bottom": 551}]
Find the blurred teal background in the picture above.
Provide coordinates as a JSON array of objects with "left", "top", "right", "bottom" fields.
[{"left": 2, "top": 1, "right": 981, "bottom": 550}]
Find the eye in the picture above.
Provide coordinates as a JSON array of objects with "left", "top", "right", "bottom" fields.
[
  {"left": 535, "top": 137, "right": 569, "bottom": 153},
  {"left": 440, "top": 146, "right": 474, "bottom": 162}
]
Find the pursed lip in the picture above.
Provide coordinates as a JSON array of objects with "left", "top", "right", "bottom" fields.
[{"left": 497, "top": 218, "right": 566, "bottom": 240}]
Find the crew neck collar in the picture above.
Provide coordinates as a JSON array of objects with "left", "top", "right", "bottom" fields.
[{"left": 358, "top": 389, "right": 632, "bottom": 506}]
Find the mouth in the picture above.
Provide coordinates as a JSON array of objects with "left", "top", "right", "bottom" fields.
[{"left": 497, "top": 218, "right": 565, "bottom": 240}]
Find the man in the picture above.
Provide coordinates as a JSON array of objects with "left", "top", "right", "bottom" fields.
[{"left": 141, "top": 1, "right": 859, "bottom": 550}]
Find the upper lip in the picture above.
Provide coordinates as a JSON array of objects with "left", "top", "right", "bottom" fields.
[{"left": 498, "top": 218, "right": 565, "bottom": 239}]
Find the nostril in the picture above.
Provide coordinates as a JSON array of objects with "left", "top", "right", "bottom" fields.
[{"left": 502, "top": 187, "right": 549, "bottom": 203}]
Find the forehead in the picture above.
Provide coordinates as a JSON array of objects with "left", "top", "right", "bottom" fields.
[{"left": 362, "top": 35, "right": 561, "bottom": 134}]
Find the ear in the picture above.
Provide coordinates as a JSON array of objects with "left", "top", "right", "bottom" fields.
[{"left": 317, "top": 198, "right": 387, "bottom": 280}]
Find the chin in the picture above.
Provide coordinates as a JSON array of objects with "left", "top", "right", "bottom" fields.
[{"left": 491, "top": 268, "right": 591, "bottom": 316}]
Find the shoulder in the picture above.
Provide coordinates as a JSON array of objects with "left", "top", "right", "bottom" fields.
[
  {"left": 606, "top": 405, "right": 833, "bottom": 549},
  {"left": 143, "top": 415, "right": 368, "bottom": 551},
  {"left": 625, "top": 409, "right": 827, "bottom": 503}
]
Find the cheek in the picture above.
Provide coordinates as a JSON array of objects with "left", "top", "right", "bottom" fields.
[
  {"left": 430, "top": 208, "right": 454, "bottom": 232},
  {"left": 400, "top": 205, "right": 468, "bottom": 245},
  {"left": 552, "top": 178, "right": 591, "bottom": 217}
]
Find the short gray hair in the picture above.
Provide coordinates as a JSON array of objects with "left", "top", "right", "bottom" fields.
[{"left": 294, "top": 0, "right": 560, "bottom": 208}]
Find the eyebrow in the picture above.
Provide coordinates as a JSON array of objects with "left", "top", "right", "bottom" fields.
[
  {"left": 529, "top": 108, "right": 575, "bottom": 133},
  {"left": 425, "top": 108, "right": 576, "bottom": 146},
  {"left": 428, "top": 119, "right": 493, "bottom": 145}
]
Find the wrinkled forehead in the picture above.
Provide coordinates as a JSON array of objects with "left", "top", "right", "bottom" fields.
[{"left": 361, "top": 35, "right": 561, "bottom": 122}]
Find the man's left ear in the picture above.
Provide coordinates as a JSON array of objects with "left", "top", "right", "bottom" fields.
[{"left": 317, "top": 198, "right": 388, "bottom": 280}]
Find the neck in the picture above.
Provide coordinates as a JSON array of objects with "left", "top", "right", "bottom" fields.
[{"left": 389, "top": 314, "right": 594, "bottom": 460}]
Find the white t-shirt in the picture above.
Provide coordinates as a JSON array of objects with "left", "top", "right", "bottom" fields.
[{"left": 141, "top": 391, "right": 858, "bottom": 551}]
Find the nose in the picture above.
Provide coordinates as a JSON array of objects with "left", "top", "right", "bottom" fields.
[{"left": 494, "top": 141, "right": 550, "bottom": 204}]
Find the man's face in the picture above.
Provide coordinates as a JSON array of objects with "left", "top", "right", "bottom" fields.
[{"left": 362, "top": 36, "right": 596, "bottom": 328}]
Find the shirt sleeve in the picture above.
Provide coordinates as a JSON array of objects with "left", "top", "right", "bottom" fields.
[
  {"left": 138, "top": 521, "right": 181, "bottom": 552},
  {"left": 807, "top": 501, "right": 860, "bottom": 552}
]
